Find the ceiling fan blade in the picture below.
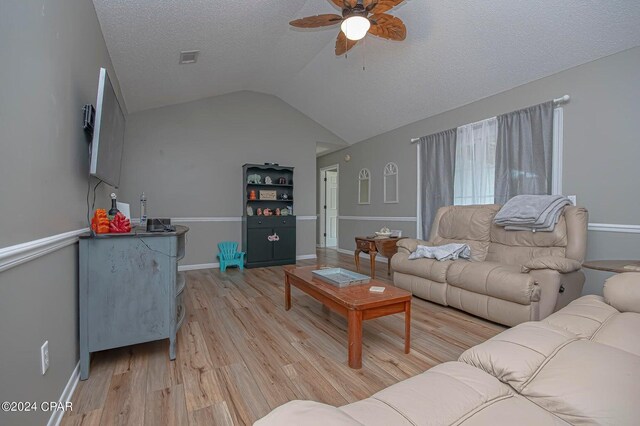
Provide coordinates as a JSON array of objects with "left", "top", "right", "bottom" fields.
[
  {"left": 290, "top": 14, "right": 343, "bottom": 28},
  {"left": 368, "top": 13, "right": 406, "bottom": 41},
  {"left": 370, "top": 0, "right": 404, "bottom": 14},
  {"left": 335, "top": 31, "right": 358, "bottom": 55},
  {"left": 363, "top": 0, "right": 378, "bottom": 11},
  {"left": 330, "top": 0, "right": 357, "bottom": 9}
]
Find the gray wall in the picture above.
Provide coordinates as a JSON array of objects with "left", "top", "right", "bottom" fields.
[
  {"left": 318, "top": 47, "right": 640, "bottom": 295},
  {"left": 0, "top": 1, "right": 125, "bottom": 425},
  {"left": 119, "top": 90, "right": 345, "bottom": 265}
]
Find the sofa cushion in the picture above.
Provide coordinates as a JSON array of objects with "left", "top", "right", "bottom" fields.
[
  {"left": 542, "top": 295, "right": 618, "bottom": 338},
  {"left": 341, "top": 362, "right": 516, "bottom": 426},
  {"left": 522, "top": 340, "right": 640, "bottom": 426},
  {"left": 603, "top": 272, "right": 640, "bottom": 314},
  {"left": 430, "top": 205, "right": 500, "bottom": 262},
  {"left": 433, "top": 205, "right": 499, "bottom": 242},
  {"left": 391, "top": 252, "right": 452, "bottom": 283},
  {"left": 458, "top": 322, "right": 578, "bottom": 392},
  {"left": 485, "top": 243, "right": 566, "bottom": 266},
  {"left": 520, "top": 256, "right": 582, "bottom": 273},
  {"left": 459, "top": 314, "right": 640, "bottom": 425},
  {"left": 591, "top": 312, "right": 640, "bottom": 357},
  {"left": 446, "top": 261, "right": 540, "bottom": 305},
  {"left": 456, "top": 394, "right": 570, "bottom": 426},
  {"left": 254, "top": 400, "right": 362, "bottom": 425}
]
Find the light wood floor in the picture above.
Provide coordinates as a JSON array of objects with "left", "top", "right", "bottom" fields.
[{"left": 62, "top": 249, "right": 505, "bottom": 426}]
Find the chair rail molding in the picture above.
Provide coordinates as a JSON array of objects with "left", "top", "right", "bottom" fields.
[
  {"left": 339, "top": 215, "right": 417, "bottom": 222},
  {"left": 137, "top": 216, "right": 317, "bottom": 223},
  {"left": 588, "top": 223, "right": 640, "bottom": 234},
  {"left": 0, "top": 228, "right": 88, "bottom": 273}
]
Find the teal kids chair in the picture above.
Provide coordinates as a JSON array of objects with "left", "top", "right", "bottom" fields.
[{"left": 217, "top": 241, "right": 245, "bottom": 272}]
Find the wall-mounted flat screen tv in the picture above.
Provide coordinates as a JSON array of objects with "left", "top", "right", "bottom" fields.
[{"left": 90, "top": 68, "right": 125, "bottom": 188}]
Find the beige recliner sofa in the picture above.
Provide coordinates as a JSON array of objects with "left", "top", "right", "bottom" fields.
[
  {"left": 392, "top": 204, "right": 588, "bottom": 326},
  {"left": 256, "top": 273, "right": 640, "bottom": 425}
]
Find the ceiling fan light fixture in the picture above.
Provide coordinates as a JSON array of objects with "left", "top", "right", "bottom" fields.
[{"left": 340, "top": 15, "right": 370, "bottom": 41}]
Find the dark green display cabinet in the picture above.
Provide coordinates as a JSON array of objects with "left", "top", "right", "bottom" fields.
[{"left": 242, "top": 164, "right": 296, "bottom": 268}]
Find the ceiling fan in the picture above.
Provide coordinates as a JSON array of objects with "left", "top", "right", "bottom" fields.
[{"left": 290, "top": 0, "right": 407, "bottom": 55}]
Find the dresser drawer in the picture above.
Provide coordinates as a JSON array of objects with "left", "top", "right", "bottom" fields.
[
  {"left": 357, "top": 239, "right": 374, "bottom": 251},
  {"left": 247, "top": 215, "right": 296, "bottom": 229}
]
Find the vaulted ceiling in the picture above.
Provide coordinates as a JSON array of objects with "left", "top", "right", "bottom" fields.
[{"left": 93, "top": 0, "right": 640, "bottom": 144}]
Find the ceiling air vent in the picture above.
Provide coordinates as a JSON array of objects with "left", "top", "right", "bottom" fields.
[{"left": 179, "top": 50, "right": 199, "bottom": 64}]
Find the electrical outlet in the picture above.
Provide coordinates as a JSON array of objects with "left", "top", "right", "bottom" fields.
[
  {"left": 41, "top": 341, "right": 49, "bottom": 375},
  {"left": 568, "top": 195, "right": 577, "bottom": 205}
]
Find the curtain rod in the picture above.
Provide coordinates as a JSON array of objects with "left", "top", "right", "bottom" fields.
[{"left": 410, "top": 95, "right": 570, "bottom": 143}]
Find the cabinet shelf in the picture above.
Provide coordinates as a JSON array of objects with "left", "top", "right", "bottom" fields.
[
  {"left": 246, "top": 183, "right": 293, "bottom": 187},
  {"left": 248, "top": 199, "right": 293, "bottom": 202}
]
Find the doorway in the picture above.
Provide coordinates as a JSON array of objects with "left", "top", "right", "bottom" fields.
[{"left": 320, "top": 165, "right": 339, "bottom": 248}]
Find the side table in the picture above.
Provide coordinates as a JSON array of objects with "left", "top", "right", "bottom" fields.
[
  {"left": 354, "top": 236, "right": 406, "bottom": 279},
  {"left": 582, "top": 260, "right": 640, "bottom": 274}
]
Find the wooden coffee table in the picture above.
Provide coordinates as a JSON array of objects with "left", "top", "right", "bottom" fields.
[{"left": 284, "top": 265, "right": 412, "bottom": 369}]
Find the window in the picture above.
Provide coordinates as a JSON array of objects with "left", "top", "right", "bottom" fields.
[
  {"left": 383, "top": 162, "right": 399, "bottom": 203},
  {"left": 358, "top": 168, "right": 370, "bottom": 204},
  {"left": 454, "top": 117, "right": 497, "bottom": 205},
  {"left": 452, "top": 107, "right": 563, "bottom": 205}
]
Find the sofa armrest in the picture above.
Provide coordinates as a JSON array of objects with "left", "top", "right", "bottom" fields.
[
  {"left": 255, "top": 401, "right": 363, "bottom": 426},
  {"left": 604, "top": 273, "right": 640, "bottom": 314},
  {"left": 396, "top": 238, "right": 433, "bottom": 255},
  {"left": 521, "top": 256, "right": 582, "bottom": 274}
]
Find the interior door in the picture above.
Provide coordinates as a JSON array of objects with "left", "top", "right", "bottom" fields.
[{"left": 325, "top": 170, "right": 338, "bottom": 247}]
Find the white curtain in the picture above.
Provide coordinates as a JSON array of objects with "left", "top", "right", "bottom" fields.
[{"left": 454, "top": 117, "right": 497, "bottom": 205}]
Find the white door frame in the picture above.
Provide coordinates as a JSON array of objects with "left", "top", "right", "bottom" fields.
[{"left": 319, "top": 164, "right": 339, "bottom": 248}]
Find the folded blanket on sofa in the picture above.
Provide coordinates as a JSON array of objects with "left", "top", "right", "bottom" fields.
[
  {"left": 494, "top": 195, "right": 571, "bottom": 232},
  {"left": 408, "top": 243, "right": 471, "bottom": 261}
]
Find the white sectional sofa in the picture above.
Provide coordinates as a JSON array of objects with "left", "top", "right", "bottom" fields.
[{"left": 256, "top": 273, "right": 640, "bottom": 425}]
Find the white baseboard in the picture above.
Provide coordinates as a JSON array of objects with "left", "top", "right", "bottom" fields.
[
  {"left": 178, "top": 262, "right": 219, "bottom": 271},
  {"left": 296, "top": 254, "right": 318, "bottom": 261},
  {"left": 178, "top": 254, "right": 317, "bottom": 271},
  {"left": 336, "top": 248, "right": 388, "bottom": 263},
  {"left": 47, "top": 362, "right": 80, "bottom": 426}
]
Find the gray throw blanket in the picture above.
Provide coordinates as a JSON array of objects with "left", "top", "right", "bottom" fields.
[
  {"left": 494, "top": 195, "right": 571, "bottom": 232},
  {"left": 408, "top": 243, "right": 471, "bottom": 261}
]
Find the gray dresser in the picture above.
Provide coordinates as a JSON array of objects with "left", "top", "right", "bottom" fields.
[{"left": 78, "top": 226, "right": 188, "bottom": 380}]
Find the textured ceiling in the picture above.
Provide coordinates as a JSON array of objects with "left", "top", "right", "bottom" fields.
[{"left": 93, "top": 0, "right": 640, "bottom": 144}]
